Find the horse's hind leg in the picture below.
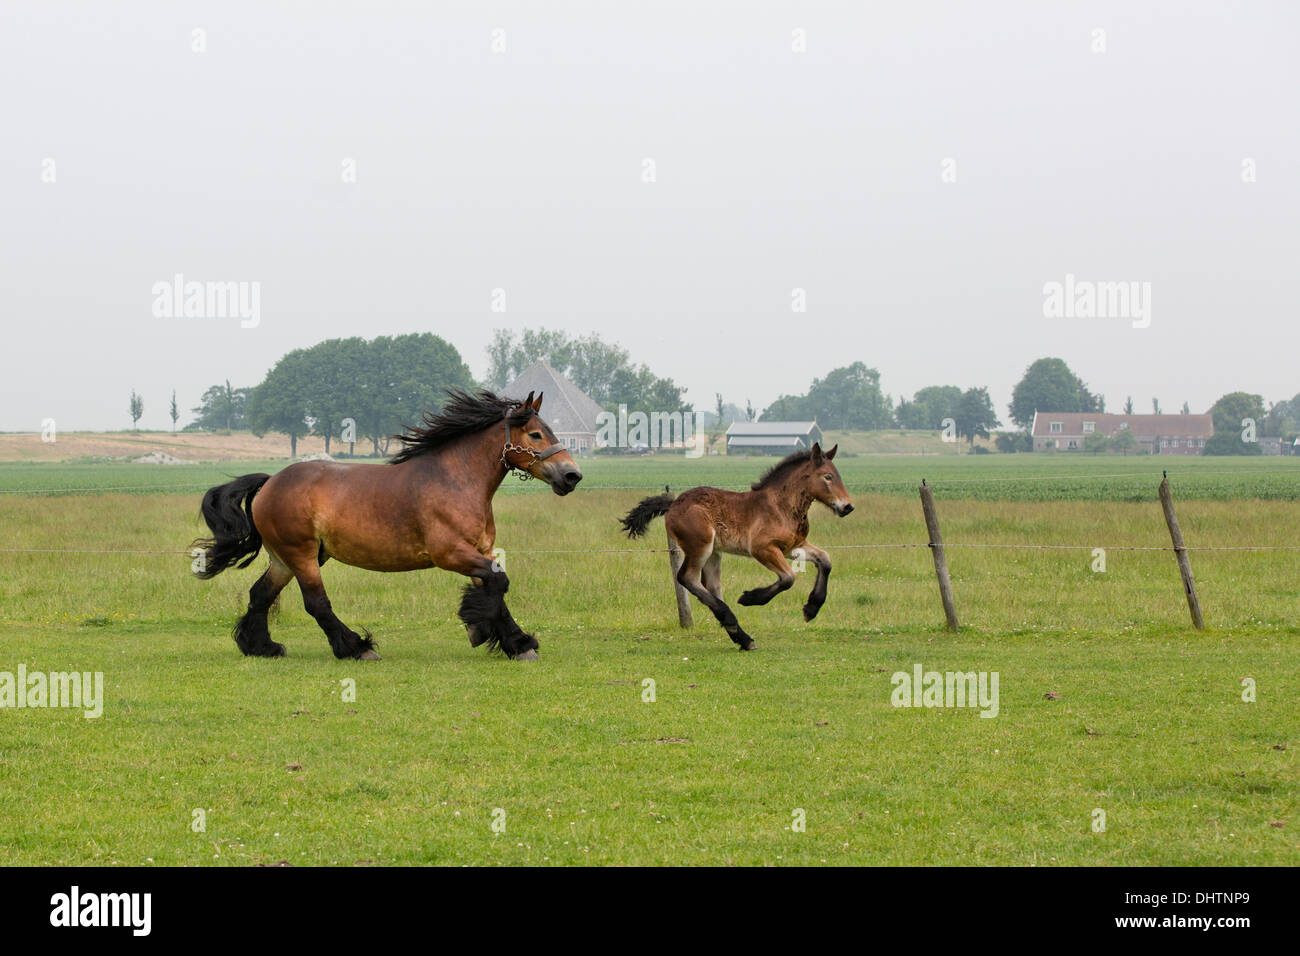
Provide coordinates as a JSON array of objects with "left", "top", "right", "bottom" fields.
[
  {"left": 675, "top": 541, "right": 755, "bottom": 651},
  {"left": 233, "top": 557, "right": 293, "bottom": 657},
  {"left": 702, "top": 552, "right": 723, "bottom": 600},
  {"left": 289, "top": 556, "right": 378, "bottom": 661}
]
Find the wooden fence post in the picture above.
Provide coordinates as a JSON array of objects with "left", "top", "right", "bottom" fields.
[
  {"left": 667, "top": 531, "right": 693, "bottom": 628},
  {"left": 1158, "top": 471, "right": 1205, "bottom": 630},
  {"left": 919, "top": 479, "right": 959, "bottom": 631}
]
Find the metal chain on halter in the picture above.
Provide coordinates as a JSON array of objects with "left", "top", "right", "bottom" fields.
[
  {"left": 500, "top": 405, "right": 538, "bottom": 481},
  {"left": 501, "top": 436, "right": 539, "bottom": 481}
]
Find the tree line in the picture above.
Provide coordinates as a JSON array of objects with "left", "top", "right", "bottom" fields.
[{"left": 171, "top": 336, "right": 1295, "bottom": 457}]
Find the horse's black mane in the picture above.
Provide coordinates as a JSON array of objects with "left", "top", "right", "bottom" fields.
[
  {"left": 750, "top": 449, "right": 816, "bottom": 490},
  {"left": 389, "top": 389, "right": 532, "bottom": 464}
]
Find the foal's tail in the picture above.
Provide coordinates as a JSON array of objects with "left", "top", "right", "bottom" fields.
[
  {"left": 620, "top": 493, "right": 676, "bottom": 538},
  {"left": 192, "top": 473, "right": 271, "bottom": 579}
]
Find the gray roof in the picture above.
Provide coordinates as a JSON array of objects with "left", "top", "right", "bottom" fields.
[
  {"left": 726, "top": 421, "right": 819, "bottom": 436},
  {"left": 727, "top": 435, "right": 812, "bottom": 447},
  {"left": 502, "top": 361, "right": 604, "bottom": 435}
]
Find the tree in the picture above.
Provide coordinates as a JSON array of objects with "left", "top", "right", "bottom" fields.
[
  {"left": 953, "top": 387, "right": 1000, "bottom": 449},
  {"left": 898, "top": 385, "right": 962, "bottom": 431},
  {"left": 1123, "top": 396, "right": 1134, "bottom": 415},
  {"left": 486, "top": 328, "right": 688, "bottom": 413},
  {"left": 129, "top": 390, "right": 143, "bottom": 431},
  {"left": 485, "top": 328, "right": 580, "bottom": 391},
  {"left": 1084, "top": 433, "right": 1110, "bottom": 454},
  {"left": 1151, "top": 398, "right": 1162, "bottom": 414},
  {"left": 762, "top": 362, "right": 893, "bottom": 430},
  {"left": 246, "top": 349, "right": 314, "bottom": 458},
  {"left": 1264, "top": 393, "right": 1300, "bottom": 438},
  {"left": 995, "top": 432, "right": 1032, "bottom": 453},
  {"left": 1180, "top": 401, "right": 1191, "bottom": 415},
  {"left": 169, "top": 390, "right": 179, "bottom": 434},
  {"left": 1204, "top": 392, "right": 1266, "bottom": 455},
  {"left": 189, "top": 382, "right": 250, "bottom": 431},
  {"left": 1008, "top": 358, "right": 1098, "bottom": 429},
  {"left": 303, "top": 337, "right": 367, "bottom": 455},
  {"left": 745, "top": 399, "right": 756, "bottom": 423},
  {"left": 1204, "top": 432, "right": 1262, "bottom": 456},
  {"left": 1111, "top": 429, "right": 1138, "bottom": 456},
  {"left": 352, "top": 333, "right": 475, "bottom": 456}
]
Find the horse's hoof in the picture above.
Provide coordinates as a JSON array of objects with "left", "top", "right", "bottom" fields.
[
  {"left": 739, "top": 640, "right": 756, "bottom": 651},
  {"left": 357, "top": 649, "right": 381, "bottom": 661},
  {"left": 513, "top": 649, "right": 539, "bottom": 661},
  {"left": 738, "top": 591, "right": 760, "bottom": 606},
  {"left": 243, "top": 643, "right": 286, "bottom": 658},
  {"left": 802, "top": 604, "right": 820, "bottom": 622}
]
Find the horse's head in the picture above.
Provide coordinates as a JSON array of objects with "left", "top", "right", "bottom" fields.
[
  {"left": 804, "top": 443, "right": 853, "bottom": 516},
  {"left": 505, "top": 392, "right": 584, "bottom": 495}
]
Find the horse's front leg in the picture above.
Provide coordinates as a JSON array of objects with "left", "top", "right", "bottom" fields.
[
  {"left": 737, "top": 544, "right": 796, "bottom": 607},
  {"left": 797, "top": 543, "right": 832, "bottom": 621},
  {"left": 436, "top": 544, "right": 539, "bottom": 660}
]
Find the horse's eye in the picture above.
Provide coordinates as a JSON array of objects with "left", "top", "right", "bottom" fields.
[
  {"left": 529, "top": 431, "right": 544, "bottom": 440},
  {"left": 824, "top": 474, "right": 833, "bottom": 481}
]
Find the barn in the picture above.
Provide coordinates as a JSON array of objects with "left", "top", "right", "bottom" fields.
[{"left": 725, "top": 421, "right": 824, "bottom": 455}]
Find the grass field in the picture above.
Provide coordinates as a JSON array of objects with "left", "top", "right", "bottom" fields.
[{"left": 0, "top": 454, "right": 1297, "bottom": 865}]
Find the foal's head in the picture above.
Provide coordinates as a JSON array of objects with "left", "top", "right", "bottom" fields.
[
  {"left": 755, "top": 443, "right": 853, "bottom": 516},
  {"left": 804, "top": 443, "right": 853, "bottom": 516},
  {"left": 505, "top": 391, "right": 584, "bottom": 495}
]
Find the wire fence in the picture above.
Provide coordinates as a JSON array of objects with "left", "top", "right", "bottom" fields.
[
  {"left": 1, "top": 542, "right": 1298, "bottom": 557},
  {"left": 2, "top": 468, "right": 1299, "bottom": 497}
]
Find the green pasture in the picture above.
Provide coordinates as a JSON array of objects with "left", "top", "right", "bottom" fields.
[{"left": 0, "top": 455, "right": 1296, "bottom": 865}]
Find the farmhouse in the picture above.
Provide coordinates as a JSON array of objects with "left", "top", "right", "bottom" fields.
[
  {"left": 502, "top": 361, "right": 604, "bottom": 455},
  {"left": 1030, "top": 411, "right": 1214, "bottom": 454},
  {"left": 725, "top": 421, "right": 824, "bottom": 455}
]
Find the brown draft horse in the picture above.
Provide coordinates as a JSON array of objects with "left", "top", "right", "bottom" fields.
[
  {"left": 192, "top": 390, "right": 582, "bottom": 661},
  {"left": 620, "top": 443, "right": 853, "bottom": 650}
]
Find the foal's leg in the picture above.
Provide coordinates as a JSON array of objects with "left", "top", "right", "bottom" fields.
[
  {"left": 737, "top": 544, "right": 796, "bottom": 607},
  {"left": 796, "top": 543, "right": 833, "bottom": 622},
  {"left": 676, "top": 545, "right": 755, "bottom": 650},
  {"left": 232, "top": 555, "right": 293, "bottom": 657},
  {"left": 287, "top": 553, "right": 378, "bottom": 660},
  {"left": 701, "top": 552, "right": 723, "bottom": 600},
  {"left": 440, "top": 546, "right": 539, "bottom": 659}
]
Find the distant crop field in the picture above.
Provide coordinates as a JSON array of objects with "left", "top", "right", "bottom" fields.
[
  {"left": 0, "top": 455, "right": 1295, "bottom": 865},
  {"left": 2, "top": 451, "right": 1297, "bottom": 501}
]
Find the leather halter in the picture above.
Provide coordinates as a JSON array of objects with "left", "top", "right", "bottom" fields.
[{"left": 500, "top": 409, "right": 565, "bottom": 480}]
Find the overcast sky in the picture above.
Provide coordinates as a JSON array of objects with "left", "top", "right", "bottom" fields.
[{"left": 2, "top": 1, "right": 1296, "bottom": 432}]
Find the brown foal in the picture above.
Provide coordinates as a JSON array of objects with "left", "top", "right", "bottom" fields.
[
  {"left": 620, "top": 442, "right": 853, "bottom": 650},
  {"left": 193, "top": 390, "right": 582, "bottom": 660}
]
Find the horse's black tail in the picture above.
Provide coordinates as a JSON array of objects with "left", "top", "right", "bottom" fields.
[
  {"left": 620, "top": 493, "right": 676, "bottom": 538},
  {"left": 192, "top": 473, "right": 271, "bottom": 579}
]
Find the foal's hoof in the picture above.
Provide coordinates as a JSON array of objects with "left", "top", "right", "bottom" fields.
[
  {"left": 739, "top": 640, "right": 757, "bottom": 651},
  {"left": 802, "top": 603, "right": 821, "bottom": 622},
  {"left": 738, "top": 590, "right": 762, "bottom": 606},
  {"left": 356, "top": 648, "right": 382, "bottom": 661},
  {"left": 512, "top": 649, "right": 539, "bottom": 661}
]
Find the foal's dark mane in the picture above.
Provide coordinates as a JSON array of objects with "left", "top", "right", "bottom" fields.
[
  {"left": 389, "top": 389, "right": 533, "bottom": 465},
  {"left": 750, "top": 449, "right": 816, "bottom": 490}
]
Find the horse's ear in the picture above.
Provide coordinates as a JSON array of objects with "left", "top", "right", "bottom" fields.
[
  {"left": 810, "top": 442, "right": 824, "bottom": 464},
  {"left": 522, "top": 391, "right": 535, "bottom": 409},
  {"left": 825, "top": 443, "right": 838, "bottom": 460},
  {"left": 532, "top": 391, "right": 544, "bottom": 412}
]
